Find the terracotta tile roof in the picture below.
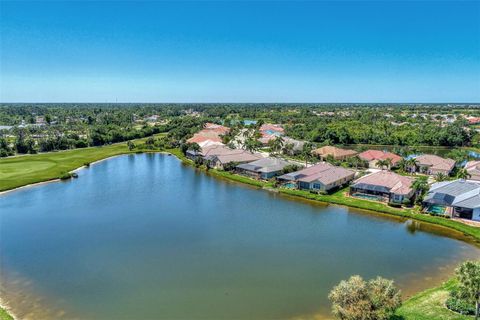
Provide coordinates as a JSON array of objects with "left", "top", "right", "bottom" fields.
[
  {"left": 465, "top": 160, "right": 480, "bottom": 178},
  {"left": 201, "top": 145, "right": 263, "bottom": 164},
  {"left": 299, "top": 166, "right": 355, "bottom": 185},
  {"left": 312, "top": 146, "right": 358, "bottom": 158},
  {"left": 353, "top": 171, "right": 413, "bottom": 195},
  {"left": 204, "top": 123, "right": 230, "bottom": 134},
  {"left": 187, "top": 124, "right": 230, "bottom": 144},
  {"left": 187, "top": 132, "right": 223, "bottom": 144},
  {"left": 278, "top": 162, "right": 354, "bottom": 185},
  {"left": 358, "top": 150, "right": 402, "bottom": 165},
  {"left": 259, "top": 124, "right": 284, "bottom": 133},
  {"left": 415, "top": 154, "right": 456, "bottom": 172}
]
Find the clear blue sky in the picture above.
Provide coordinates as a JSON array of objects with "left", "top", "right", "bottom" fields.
[{"left": 1, "top": 1, "right": 479, "bottom": 103}]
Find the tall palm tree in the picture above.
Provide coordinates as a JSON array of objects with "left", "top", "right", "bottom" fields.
[
  {"left": 457, "top": 168, "right": 471, "bottom": 180},
  {"left": 406, "top": 158, "right": 417, "bottom": 174},
  {"left": 302, "top": 142, "right": 314, "bottom": 166},
  {"left": 412, "top": 176, "right": 429, "bottom": 204},
  {"left": 245, "top": 137, "right": 260, "bottom": 153},
  {"left": 397, "top": 158, "right": 408, "bottom": 172},
  {"left": 282, "top": 142, "right": 294, "bottom": 156},
  {"left": 384, "top": 158, "right": 393, "bottom": 169},
  {"left": 271, "top": 136, "right": 285, "bottom": 155},
  {"left": 434, "top": 172, "right": 447, "bottom": 182},
  {"left": 376, "top": 159, "right": 390, "bottom": 170}
]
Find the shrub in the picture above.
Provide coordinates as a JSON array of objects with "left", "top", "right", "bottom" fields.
[
  {"left": 446, "top": 295, "right": 476, "bottom": 315},
  {"left": 329, "top": 275, "right": 402, "bottom": 320},
  {"left": 59, "top": 172, "right": 72, "bottom": 180}
]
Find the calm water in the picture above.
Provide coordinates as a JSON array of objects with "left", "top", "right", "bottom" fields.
[{"left": 1, "top": 154, "right": 479, "bottom": 320}]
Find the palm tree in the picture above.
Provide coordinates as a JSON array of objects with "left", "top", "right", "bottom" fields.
[
  {"left": 302, "top": 142, "right": 314, "bottom": 166},
  {"left": 457, "top": 168, "right": 471, "bottom": 180},
  {"left": 384, "top": 158, "right": 393, "bottom": 169},
  {"left": 434, "top": 172, "right": 447, "bottom": 182},
  {"left": 245, "top": 137, "right": 260, "bottom": 153},
  {"left": 282, "top": 142, "right": 294, "bottom": 156},
  {"left": 376, "top": 159, "right": 389, "bottom": 170},
  {"left": 397, "top": 158, "right": 408, "bottom": 172},
  {"left": 189, "top": 142, "right": 201, "bottom": 153},
  {"left": 271, "top": 136, "right": 285, "bottom": 155},
  {"left": 405, "top": 158, "right": 417, "bottom": 174},
  {"left": 412, "top": 176, "right": 429, "bottom": 204}
]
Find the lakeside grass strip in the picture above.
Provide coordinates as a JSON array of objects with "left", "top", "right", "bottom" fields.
[
  {"left": 0, "top": 307, "right": 14, "bottom": 320},
  {"left": 0, "top": 135, "right": 165, "bottom": 192},
  {"left": 394, "top": 279, "right": 472, "bottom": 320}
]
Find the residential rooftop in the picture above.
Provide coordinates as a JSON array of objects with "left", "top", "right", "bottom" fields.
[{"left": 352, "top": 171, "right": 413, "bottom": 195}]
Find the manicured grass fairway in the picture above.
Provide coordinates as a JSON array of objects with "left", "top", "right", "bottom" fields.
[
  {"left": 0, "top": 144, "right": 132, "bottom": 191},
  {"left": 0, "top": 307, "right": 13, "bottom": 320},
  {"left": 394, "top": 279, "right": 473, "bottom": 320},
  {"left": 0, "top": 135, "right": 165, "bottom": 192}
]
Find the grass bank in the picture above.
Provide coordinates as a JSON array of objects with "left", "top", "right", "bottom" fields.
[
  {"left": 394, "top": 279, "right": 472, "bottom": 320},
  {"left": 0, "top": 135, "right": 165, "bottom": 192},
  {"left": 0, "top": 307, "right": 13, "bottom": 320}
]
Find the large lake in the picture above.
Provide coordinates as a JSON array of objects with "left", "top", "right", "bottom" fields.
[{"left": 1, "top": 154, "right": 479, "bottom": 319}]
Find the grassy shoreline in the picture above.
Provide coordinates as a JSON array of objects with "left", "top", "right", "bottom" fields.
[
  {"left": 0, "top": 307, "right": 14, "bottom": 320},
  {"left": 394, "top": 278, "right": 473, "bottom": 319}
]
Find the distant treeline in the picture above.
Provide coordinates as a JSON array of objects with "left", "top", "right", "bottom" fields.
[{"left": 0, "top": 104, "right": 479, "bottom": 157}]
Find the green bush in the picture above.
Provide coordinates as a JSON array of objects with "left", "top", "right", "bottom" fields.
[
  {"left": 59, "top": 172, "right": 72, "bottom": 180},
  {"left": 446, "top": 295, "right": 476, "bottom": 315}
]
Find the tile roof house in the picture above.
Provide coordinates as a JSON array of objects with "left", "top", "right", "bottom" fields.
[
  {"left": 282, "top": 137, "right": 305, "bottom": 155},
  {"left": 186, "top": 123, "right": 230, "bottom": 147},
  {"left": 414, "top": 154, "right": 456, "bottom": 175},
  {"left": 312, "top": 146, "right": 358, "bottom": 161},
  {"left": 358, "top": 150, "right": 402, "bottom": 169},
  {"left": 423, "top": 179, "right": 480, "bottom": 221},
  {"left": 257, "top": 124, "right": 285, "bottom": 145},
  {"left": 236, "top": 157, "right": 296, "bottom": 179},
  {"left": 464, "top": 160, "right": 480, "bottom": 181},
  {"left": 259, "top": 124, "right": 284, "bottom": 136},
  {"left": 277, "top": 162, "right": 355, "bottom": 192},
  {"left": 350, "top": 171, "right": 414, "bottom": 204},
  {"left": 197, "top": 145, "right": 263, "bottom": 169}
]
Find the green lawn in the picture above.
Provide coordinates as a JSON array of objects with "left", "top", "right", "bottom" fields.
[
  {"left": 0, "top": 307, "right": 13, "bottom": 320},
  {"left": 394, "top": 279, "right": 474, "bottom": 320},
  {"left": 0, "top": 135, "right": 165, "bottom": 192}
]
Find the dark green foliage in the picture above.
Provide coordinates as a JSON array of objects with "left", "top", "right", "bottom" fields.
[
  {"left": 446, "top": 295, "right": 476, "bottom": 315},
  {"left": 59, "top": 171, "right": 73, "bottom": 180}
]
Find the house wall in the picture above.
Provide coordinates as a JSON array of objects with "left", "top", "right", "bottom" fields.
[
  {"left": 261, "top": 171, "right": 280, "bottom": 180},
  {"left": 300, "top": 174, "right": 355, "bottom": 192},
  {"left": 429, "top": 168, "right": 451, "bottom": 176},
  {"left": 237, "top": 168, "right": 261, "bottom": 179},
  {"left": 390, "top": 193, "right": 405, "bottom": 204},
  {"left": 473, "top": 208, "right": 480, "bottom": 222}
]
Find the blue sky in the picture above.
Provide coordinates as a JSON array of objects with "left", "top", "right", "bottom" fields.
[{"left": 1, "top": 1, "right": 479, "bottom": 103}]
